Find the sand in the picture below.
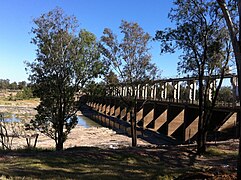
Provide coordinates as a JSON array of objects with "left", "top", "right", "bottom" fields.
[{"left": 8, "top": 125, "right": 151, "bottom": 150}]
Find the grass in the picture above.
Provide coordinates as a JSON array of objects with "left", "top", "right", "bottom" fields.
[
  {"left": 206, "top": 146, "right": 238, "bottom": 157},
  {"left": 0, "top": 98, "right": 39, "bottom": 106},
  {"left": 0, "top": 145, "right": 237, "bottom": 180},
  {"left": 0, "top": 147, "right": 186, "bottom": 180}
]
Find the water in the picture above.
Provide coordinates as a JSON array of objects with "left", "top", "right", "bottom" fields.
[
  {"left": 77, "top": 115, "right": 101, "bottom": 128},
  {"left": 4, "top": 114, "right": 21, "bottom": 123},
  {"left": 2, "top": 114, "right": 100, "bottom": 128}
]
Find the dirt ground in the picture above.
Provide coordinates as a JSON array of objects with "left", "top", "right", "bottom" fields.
[{"left": 11, "top": 125, "right": 151, "bottom": 150}]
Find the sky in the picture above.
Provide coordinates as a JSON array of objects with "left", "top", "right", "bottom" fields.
[{"left": 0, "top": 0, "right": 180, "bottom": 83}]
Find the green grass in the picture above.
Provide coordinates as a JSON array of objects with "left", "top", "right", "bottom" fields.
[
  {"left": 0, "top": 147, "right": 185, "bottom": 180},
  {"left": 206, "top": 147, "right": 238, "bottom": 156},
  {"left": 0, "top": 146, "right": 236, "bottom": 180}
]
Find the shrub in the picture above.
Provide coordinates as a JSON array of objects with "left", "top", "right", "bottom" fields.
[{"left": 15, "top": 87, "right": 33, "bottom": 100}]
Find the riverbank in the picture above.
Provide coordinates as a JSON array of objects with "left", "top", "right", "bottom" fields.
[
  {"left": 0, "top": 98, "right": 39, "bottom": 119},
  {"left": 0, "top": 103, "right": 151, "bottom": 149}
]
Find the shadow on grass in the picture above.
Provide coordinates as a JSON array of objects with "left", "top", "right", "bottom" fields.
[{"left": 0, "top": 146, "right": 237, "bottom": 179}]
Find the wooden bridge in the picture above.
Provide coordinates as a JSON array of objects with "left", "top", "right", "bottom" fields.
[{"left": 83, "top": 74, "right": 240, "bottom": 144}]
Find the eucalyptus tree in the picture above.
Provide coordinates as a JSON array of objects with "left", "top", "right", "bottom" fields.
[
  {"left": 17, "top": 81, "right": 27, "bottom": 89},
  {"left": 26, "top": 8, "right": 103, "bottom": 151},
  {"left": 0, "top": 79, "right": 10, "bottom": 90},
  {"left": 216, "top": 0, "right": 241, "bottom": 178},
  {"left": 100, "top": 20, "right": 159, "bottom": 146},
  {"left": 155, "top": 0, "right": 233, "bottom": 154}
]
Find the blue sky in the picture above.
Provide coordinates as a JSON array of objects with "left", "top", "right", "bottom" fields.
[{"left": 0, "top": 0, "right": 180, "bottom": 82}]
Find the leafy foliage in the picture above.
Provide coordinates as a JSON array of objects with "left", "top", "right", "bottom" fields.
[
  {"left": 15, "top": 87, "right": 34, "bottom": 100},
  {"left": 155, "top": 0, "right": 233, "bottom": 154},
  {"left": 100, "top": 20, "right": 160, "bottom": 146},
  {"left": 26, "top": 8, "right": 104, "bottom": 150},
  {"left": 155, "top": 0, "right": 232, "bottom": 76},
  {"left": 0, "top": 79, "right": 27, "bottom": 90},
  {"left": 83, "top": 81, "right": 106, "bottom": 97},
  {"left": 216, "top": 86, "right": 234, "bottom": 103},
  {"left": 100, "top": 20, "right": 159, "bottom": 84}
]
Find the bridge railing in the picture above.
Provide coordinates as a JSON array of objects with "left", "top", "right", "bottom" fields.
[{"left": 104, "top": 74, "right": 239, "bottom": 107}]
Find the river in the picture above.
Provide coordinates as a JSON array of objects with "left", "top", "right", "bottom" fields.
[
  {"left": 3, "top": 114, "right": 100, "bottom": 128},
  {"left": 77, "top": 115, "right": 101, "bottom": 128}
]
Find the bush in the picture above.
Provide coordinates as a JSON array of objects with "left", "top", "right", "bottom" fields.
[{"left": 15, "top": 87, "right": 33, "bottom": 100}]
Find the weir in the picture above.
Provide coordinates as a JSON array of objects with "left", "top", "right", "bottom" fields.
[{"left": 82, "top": 74, "right": 240, "bottom": 144}]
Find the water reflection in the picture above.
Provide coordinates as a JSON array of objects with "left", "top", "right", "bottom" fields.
[
  {"left": 77, "top": 116, "right": 101, "bottom": 128},
  {"left": 4, "top": 114, "right": 21, "bottom": 123},
  {"left": 2, "top": 114, "right": 100, "bottom": 128}
]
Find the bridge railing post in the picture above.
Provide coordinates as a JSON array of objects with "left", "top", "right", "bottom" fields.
[
  {"left": 188, "top": 80, "right": 197, "bottom": 104},
  {"left": 208, "top": 80, "right": 216, "bottom": 102},
  {"left": 121, "top": 85, "right": 124, "bottom": 97},
  {"left": 160, "top": 82, "right": 167, "bottom": 101},
  {"left": 150, "top": 84, "right": 157, "bottom": 100},
  {"left": 136, "top": 84, "right": 140, "bottom": 99},
  {"left": 141, "top": 84, "right": 147, "bottom": 100},
  {"left": 173, "top": 81, "right": 180, "bottom": 103}
]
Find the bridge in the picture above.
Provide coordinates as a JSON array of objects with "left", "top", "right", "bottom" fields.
[{"left": 82, "top": 74, "right": 240, "bottom": 144}]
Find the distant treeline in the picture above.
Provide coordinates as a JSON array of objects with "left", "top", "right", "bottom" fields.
[{"left": 0, "top": 79, "right": 29, "bottom": 90}]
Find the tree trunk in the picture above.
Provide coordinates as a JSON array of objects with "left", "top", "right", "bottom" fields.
[
  {"left": 237, "top": 2, "right": 241, "bottom": 176},
  {"left": 237, "top": 62, "right": 241, "bottom": 179},
  {"left": 197, "top": 77, "right": 205, "bottom": 155},
  {"left": 197, "top": 129, "right": 208, "bottom": 154},
  {"left": 217, "top": 1, "right": 241, "bottom": 178},
  {"left": 56, "top": 141, "right": 63, "bottom": 151},
  {"left": 130, "top": 107, "right": 137, "bottom": 147},
  {"left": 198, "top": 111, "right": 209, "bottom": 155},
  {"left": 56, "top": 102, "right": 64, "bottom": 151},
  {"left": 56, "top": 124, "right": 64, "bottom": 151},
  {"left": 197, "top": 119, "right": 207, "bottom": 155}
]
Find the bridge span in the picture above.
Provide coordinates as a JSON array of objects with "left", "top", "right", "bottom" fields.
[{"left": 83, "top": 74, "right": 240, "bottom": 144}]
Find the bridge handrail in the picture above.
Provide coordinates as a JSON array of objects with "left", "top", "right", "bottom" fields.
[{"left": 100, "top": 74, "right": 239, "bottom": 108}]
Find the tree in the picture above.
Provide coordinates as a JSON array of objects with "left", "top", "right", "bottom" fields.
[
  {"left": 9, "top": 82, "right": 18, "bottom": 90},
  {"left": 15, "top": 87, "right": 33, "bottom": 100},
  {"left": 217, "top": 86, "right": 234, "bottom": 104},
  {"left": 0, "top": 79, "right": 10, "bottom": 90},
  {"left": 100, "top": 20, "right": 159, "bottom": 146},
  {"left": 155, "top": 0, "right": 232, "bottom": 154},
  {"left": 105, "top": 70, "right": 119, "bottom": 85},
  {"left": 18, "top": 81, "right": 27, "bottom": 89},
  {"left": 83, "top": 81, "right": 106, "bottom": 97},
  {"left": 26, "top": 8, "right": 104, "bottom": 151},
  {"left": 216, "top": 0, "right": 241, "bottom": 178}
]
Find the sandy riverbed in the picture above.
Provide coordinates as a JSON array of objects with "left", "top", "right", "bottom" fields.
[
  {"left": 10, "top": 125, "right": 152, "bottom": 150},
  {"left": 0, "top": 104, "right": 152, "bottom": 150}
]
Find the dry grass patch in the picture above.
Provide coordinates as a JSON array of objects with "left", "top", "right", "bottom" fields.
[{"left": 0, "top": 98, "right": 39, "bottom": 107}]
